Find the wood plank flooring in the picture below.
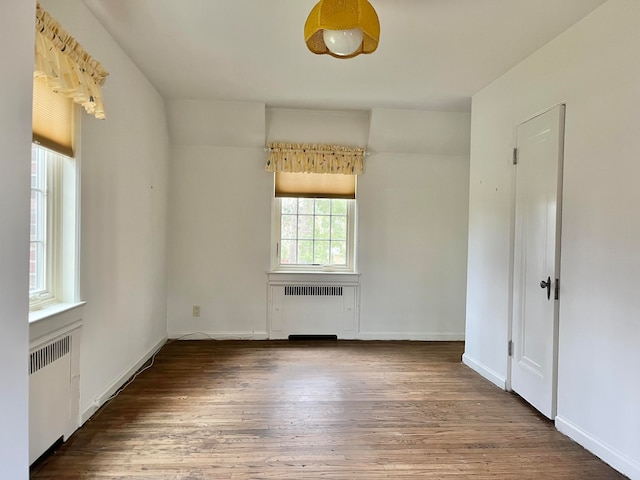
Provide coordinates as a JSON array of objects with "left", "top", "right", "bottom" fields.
[{"left": 31, "top": 341, "right": 625, "bottom": 479}]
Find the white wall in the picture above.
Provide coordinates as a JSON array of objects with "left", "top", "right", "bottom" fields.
[
  {"left": 166, "top": 100, "right": 270, "bottom": 338},
  {"left": 39, "top": 1, "right": 170, "bottom": 419},
  {"left": 359, "top": 109, "right": 470, "bottom": 339},
  {"left": 169, "top": 99, "right": 265, "bottom": 148},
  {"left": 368, "top": 109, "right": 471, "bottom": 156},
  {"left": 0, "top": 1, "right": 36, "bottom": 476},
  {"left": 167, "top": 145, "right": 271, "bottom": 337},
  {"left": 358, "top": 151, "right": 469, "bottom": 339},
  {"left": 167, "top": 104, "right": 470, "bottom": 340},
  {"left": 464, "top": 0, "right": 640, "bottom": 477},
  {"left": 266, "top": 108, "right": 370, "bottom": 146}
]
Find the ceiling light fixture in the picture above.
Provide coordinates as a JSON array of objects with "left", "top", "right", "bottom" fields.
[{"left": 304, "top": 0, "right": 380, "bottom": 59}]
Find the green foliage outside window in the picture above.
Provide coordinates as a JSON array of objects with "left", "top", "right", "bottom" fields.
[{"left": 280, "top": 198, "right": 348, "bottom": 265}]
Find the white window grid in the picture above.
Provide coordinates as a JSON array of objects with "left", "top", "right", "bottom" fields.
[
  {"left": 29, "top": 145, "right": 64, "bottom": 310},
  {"left": 272, "top": 197, "right": 356, "bottom": 272}
]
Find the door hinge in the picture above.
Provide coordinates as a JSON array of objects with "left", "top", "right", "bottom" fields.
[
  {"left": 508, "top": 340, "right": 513, "bottom": 356},
  {"left": 554, "top": 278, "right": 560, "bottom": 300},
  {"left": 512, "top": 147, "right": 518, "bottom": 165}
]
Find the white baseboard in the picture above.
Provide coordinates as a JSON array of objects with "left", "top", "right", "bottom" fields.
[
  {"left": 555, "top": 415, "right": 639, "bottom": 479},
  {"left": 357, "top": 332, "right": 465, "bottom": 341},
  {"left": 170, "top": 331, "right": 461, "bottom": 341},
  {"left": 80, "top": 335, "right": 167, "bottom": 424},
  {"left": 461, "top": 353, "right": 507, "bottom": 390},
  {"left": 168, "top": 331, "right": 269, "bottom": 340}
]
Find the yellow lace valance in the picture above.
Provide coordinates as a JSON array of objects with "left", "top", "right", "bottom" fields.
[
  {"left": 34, "top": 3, "right": 109, "bottom": 119},
  {"left": 265, "top": 143, "right": 365, "bottom": 175}
]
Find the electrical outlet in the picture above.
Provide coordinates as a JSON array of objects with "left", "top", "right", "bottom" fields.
[{"left": 192, "top": 305, "right": 201, "bottom": 317}]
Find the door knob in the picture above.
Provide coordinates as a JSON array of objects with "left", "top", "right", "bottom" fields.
[{"left": 540, "top": 276, "right": 551, "bottom": 300}]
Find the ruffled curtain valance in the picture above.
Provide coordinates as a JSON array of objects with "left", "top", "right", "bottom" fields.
[
  {"left": 34, "top": 3, "right": 109, "bottom": 119},
  {"left": 265, "top": 143, "right": 365, "bottom": 175}
]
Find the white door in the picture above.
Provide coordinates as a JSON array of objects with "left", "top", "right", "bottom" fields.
[{"left": 511, "top": 105, "right": 565, "bottom": 419}]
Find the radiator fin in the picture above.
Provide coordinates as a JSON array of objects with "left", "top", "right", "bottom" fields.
[
  {"left": 30, "top": 336, "right": 70, "bottom": 375},
  {"left": 284, "top": 285, "right": 343, "bottom": 296}
]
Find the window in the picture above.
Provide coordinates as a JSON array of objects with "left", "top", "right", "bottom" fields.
[
  {"left": 29, "top": 144, "right": 78, "bottom": 311},
  {"left": 271, "top": 175, "right": 357, "bottom": 272},
  {"left": 28, "top": 3, "right": 107, "bottom": 316},
  {"left": 29, "top": 78, "right": 79, "bottom": 313},
  {"left": 29, "top": 145, "right": 54, "bottom": 304},
  {"left": 274, "top": 197, "right": 355, "bottom": 271},
  {"left": 266, "top": 143, "right": 363, "bottom": 273}
]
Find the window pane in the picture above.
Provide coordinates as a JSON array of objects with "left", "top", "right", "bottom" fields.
[
  {"left": 315, "top": 215, "right": 330, "bottom": 240},
  {"left": 315, "top": 198, "right": 331, "bottom": 215},
  {"left": 277, "top": 196, "right": 353, "bottom": 270},
  {"left": 30, "top": 191, "right": 38, "bottom": 241},
  {"left": 299, "top": 198, "right": 314, "bottom": 215},
  {"left": 29, "top": 146, "right": 48, "bottom": 295},
  {"left": 331, "top": 216, "right": 347, "bottom": 240},
  {"left": 32, "top": 146, "right": 47, "bottom": 189},
  {"left": 31, "top": 191, "right": 45, "bottom": 241},
  {"left": 29, "top": 242, "right": 37, "bottom": 291},
  {"left": 281, "top": 240, "right": 297, "bottom": 264},
  {"left": 281, "top": 215, "right": 297, "bottom": 239},
  {"left": 298, "top": 215, "right": 314, "bottom": 240},
  {"left": 331, "top": 241, "right": 347, "bottom": 265},
  {"left": 298, "top": 240, "right": 313, "bottom": 264},
  {"left": 29, "top": 242, "right": 44, "bottom": 293},
  {"left": 31, "top": 156, "right": 38, "bottom": 188},
  {"left": 314, "top": 241, "right": 330, "bottom": 265},
  {"left": 332, "top": 199, "right": 347, "bottom": 215},
  {"left": 282, "top": 197, "right": 297, "bottom": 214}
]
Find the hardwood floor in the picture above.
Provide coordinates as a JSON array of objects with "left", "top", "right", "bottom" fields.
[{"left": 31, "top": 341, "right": 624, "bottom": 479}]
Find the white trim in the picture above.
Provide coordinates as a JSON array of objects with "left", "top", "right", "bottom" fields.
[
  {"left": 80, "top": 336, "right": 167, "bottom": 424},
  {"left": 358, "top": 332, "right": 465, "bottom": 341},
  {"left": 268, "top": 271, "right": 360, "bottom": 285},
  {"left": 29, "top": 301, "right": 85, "bottom": 343},
  {"left": 271, "top": 197, "right": 357, "bottom": 273},
  {"left": 28, "top": 145, "right": 54, "bottom": 309},
  {"left": 29, "top": 145, "right": 80, "bottom": 312},
  {"left": 29, "top": 301, "right": 85, "bottom": 324},
  {"left": 555, "top": 415, "right": 640, "bottom": 479},
  {"left": 462, "top": 353, "right": 507, "bottom": 390},
  {"left": 168, "top": 331, "right": 269, "bottom": 341},
  {"left": 48, "top": 151, "right": 63, "bottom": 304}
]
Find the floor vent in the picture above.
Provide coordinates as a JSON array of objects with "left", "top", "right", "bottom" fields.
[
  {"left": 288, "top": 334, "right": 338, "bottom": 341},
  {"left": 284, "top": 285, "right": 343, "bottom": 296},
  {"left": 30, "top": 335, "right": 70, "bottom": 375}
]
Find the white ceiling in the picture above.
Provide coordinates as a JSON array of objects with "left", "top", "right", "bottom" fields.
[{"left": 83, "top": 0, "right": 607, "bottom": 112}]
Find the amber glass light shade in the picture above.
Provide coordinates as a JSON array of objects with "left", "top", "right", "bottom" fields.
[{"left": 304, "top": 0, "right": 380, "bottom": 59}]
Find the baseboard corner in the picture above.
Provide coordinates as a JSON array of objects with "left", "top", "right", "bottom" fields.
[{"left": 461, "top": 353, "right": 506, "bottom": 390}]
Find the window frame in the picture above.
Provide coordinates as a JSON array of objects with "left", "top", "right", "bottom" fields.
[
  {"left": 29, "top": 143, "right": 79, "bottom": 312},
  {"left": 271, "top": 196, "right": 357, "bottom": 273},
  {"left": 29, "top": 147, "right": 47, "bottom": 296}
]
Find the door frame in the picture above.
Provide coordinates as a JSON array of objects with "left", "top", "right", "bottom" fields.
[{"left": 506, "top": 103, "right": 566, "bottom": 405}]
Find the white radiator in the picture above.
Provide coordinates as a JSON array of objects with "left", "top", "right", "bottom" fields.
[
  {"left": 29, "top": 325, "right": 81, "bottom": 464},
  {"left": 268, "top": 284, "right": 359, "bottom": 339}
]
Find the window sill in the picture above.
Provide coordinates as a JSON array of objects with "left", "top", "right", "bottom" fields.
[
  {"left": 268, "top": 271, "right": 360, "bottom": 285},
  {"left": 29, "top": 301, "right": 85, "bottom": 344},
  {"left": 29, "top": 301, "right": 86, "bottom": 324}
]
